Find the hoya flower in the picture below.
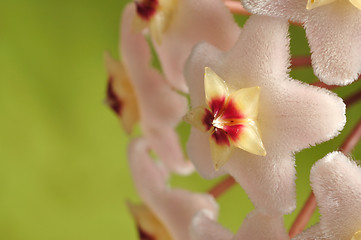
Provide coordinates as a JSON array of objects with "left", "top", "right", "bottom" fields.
[
  {"left": 105, "top": 5, "right": 192, "bottom": 175},
  {"left": 184, "top": 15, "right": 346, "bottom": 214},
  {"left": 191, "top": 210, "right": 289, "bottom": 240},
  {"left": 294, "top": 152, "right": 361, "bottom": 240},
  {"left": 132, "top": 0, "right": 241, "bottom": 92},
  {"left": 241, "top": 0, "right": 361, "bottom": 86},
  {"left": 128, "top": 138, "right": 218, "bottom": 240}
]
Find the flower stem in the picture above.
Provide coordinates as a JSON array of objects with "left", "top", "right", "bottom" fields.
[
  {"left": 224, "top": 0, "right": 303, "bottom": 27},
  {"left": 289, "top": 114, "right": 361, "bottom": 238},
  {"left": 291, "top": 56, "right": 311, "bottom": 68},
  {"left": 208, "top": 176, "right": 235, "bottom": 198}
]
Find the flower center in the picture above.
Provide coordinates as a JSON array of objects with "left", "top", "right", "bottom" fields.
[{"left": 135, "top": 0, "right": 159, "bottom": 21}]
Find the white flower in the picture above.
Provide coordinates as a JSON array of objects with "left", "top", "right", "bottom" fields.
[
  {"left": 184, "top": 15, "right": 346, "bottom": 214},
  {"left": 132, "top": 0, "right": 241, "bottom": 92},
  {"left": 128, "top": 138, "right": 218, "bottom": 240},
  {"left": 294, "top": 152, "right": 361, "bottom": 240},
  {"left": 241, "top": 0, "right": 361, "bottom": 86},
  {"left": 105, "top": 5, "right": 192, "bottom": 175},
  {"left": 191, "top": 210, "right": 289, "bottom": 240}
]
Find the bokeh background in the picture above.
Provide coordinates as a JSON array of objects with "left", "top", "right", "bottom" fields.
[{"left": 1, "top": 0, "right": 360, "bottom": 239}]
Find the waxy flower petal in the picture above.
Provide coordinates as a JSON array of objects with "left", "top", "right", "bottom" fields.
[
  {"left": 128, "top": 138, "right": 218, "bottom": 240},
  {"left": 186, "top": 67, "right": 265, "bottom": 170},
  {"left": 112, "top": 4, "right": 192, "bottom": 175},
  {"left": 241, "top": 0, "right": 361, "bottom": 85},
  {"left": 152, "top": 0, "right": 241, "bottom": 92},
  {"left": 191, "top": 210, "right": 289, "bottom": 240},
  {"left": 294, "top": 152, "right": 361, "bottom": 240},
  {"left": 104, "top": 52, "right": 139, "bottom": 134},
  {"left": 185, "top": 15, "right": 345, "bottom": 214}
]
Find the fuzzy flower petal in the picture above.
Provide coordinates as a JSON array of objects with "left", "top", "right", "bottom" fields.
[
  {"left": 152, "top": 0, "right": 241, "bottom": 92},
  {"left": 294, "top": 152, "right": 361, "bottom": 240},
  {"left": 191, "top": 210, "right": 289, "bottom": 240},
  {"left": 128, "top": 138, "right": 218, "bottom": 240},
  {"left": 185, "top": 15, "right": 345, "bottom": 214},
  {"left": 241, "top": 0, "right": 361, "bottom": 85},
  {"left": 114, "top": 4, "right": 192, "bottom": 174}
]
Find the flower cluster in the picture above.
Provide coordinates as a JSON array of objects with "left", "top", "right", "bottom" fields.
[{"left": 105, "top": 0, "right": 361, "bottom": 239}]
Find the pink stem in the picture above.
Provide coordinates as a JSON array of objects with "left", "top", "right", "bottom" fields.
[
  {"left": 208, "top": 176, "right": 236, "bottom": 198},
  {"left": 291, "top": 56, "right": 311, "bottom": 68}
]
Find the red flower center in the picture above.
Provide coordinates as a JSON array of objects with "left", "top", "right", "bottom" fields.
[{"left": 135, "top": 0, "right": 159, "bottom": 21}]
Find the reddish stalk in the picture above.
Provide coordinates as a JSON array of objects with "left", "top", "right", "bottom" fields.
[
  {"left": 345, "top": 88, "right": 361, "bottom": 108},
  {"left": 224, "top": 0, "right": 303, "bottom": 27},
  {"left": 291, "top": 56, "right": 311, "bottom": 68},
  {"left": 208, "top": 176, "right": 235, "bottom": 198},
  {"left": 289, "top": 115, "right": 361, "bottom": 238},
  {"left": 311, "top": 81, "right": 339, "bottom": 90}
]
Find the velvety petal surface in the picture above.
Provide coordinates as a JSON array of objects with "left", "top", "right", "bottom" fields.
[
  {"left": 185, "top": 15, "right": 345, "bottom": 214},
  {"left": 191, "top": 210, "right": 289, "bottom": 240},
  {"left": 121, "top": 4, "right": 192, "bottom": 174},
  {"left": 242, "top": 0, "right": 361, "bottom": 85},
  {"left": 294, "top": 152, "right": 361, "bottom": 240},
  {"left": 305, "top": 1, "right": 361, "bottom": 85},
  {"left": 153, "top": 0, "right": 241, "bottom": 92},
  {"left": 128, "top": 138, "right": 219, "bottom": 240},
  {"left": 241, "top": 0, "right": 307, "bottom": 22}
]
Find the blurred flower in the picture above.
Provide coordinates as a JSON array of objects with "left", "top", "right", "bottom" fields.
[
  {"left": 131, "top": 0, "right": 241, "bottom": 92},
  {"left": 294, "top": 152, "right": 361, "bottom": 240},
  {"left": 185, "top": 15, "right": 346, "bottom": 214},
  {"left": 105, "top": 5, "right": 192, "bottom": 175},
  {"left": 128, "top": 138, "right": 218, "bottom": 240},
  {"left": 191, "top": 210, "right": 289, "bottom": 240},
  {"left": 241, "top": 0, "right": 361, "bottom": 85}
]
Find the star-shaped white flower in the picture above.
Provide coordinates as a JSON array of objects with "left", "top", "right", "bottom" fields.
[
  {"left": 191, "top": 210, "right": 289, "bottom": 240},
  {"left": 185, "top": 15, "right": 346, "bottom": 214},
  {"left": 105, "top": 4, "right": 192, "bottom": 175},
  {"left": 293, "top": 152, "right": 361, "bottom": 240},
  {"left": 128, "top": 138, "right": 218, "bottom": 240},
  {"left": 241, "top": 0, "right": 361, "bottom": 86},
  {"left": 132, "top": 0, "right": 241, "bottom": 92}
]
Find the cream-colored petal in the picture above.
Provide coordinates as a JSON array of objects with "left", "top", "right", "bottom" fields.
[
  {"left": 127, "top": 202, "right": 172, "bottom": 240},
  {"left": 149, "top": 12, "right": 166, "bottom": 45},
  {"left": 204, "top": 67, "right": 229, "bottom": 113},
  {"left": 187, "top": 129, "right": 226, "bottom": 179},
  {"left": 228, "top": 86, "right": 260, "bottom": 119},
  {"left": 231, "top": 121, "right": 266, "bottom": 156},
  {"left": 104, "top": 52, "right": 139, "bottom": 134},
  {"left": 184, "top": 106, "right": 212, "bottom": 132},
  {"left": 306, "top": 0, "right": 336, "bottom": 10},
  {"left": 349, "top": 0, "right": 361, "bottom": 10},
  {"left": 209, "top": 135, "right": 233, "bottom": 170}
]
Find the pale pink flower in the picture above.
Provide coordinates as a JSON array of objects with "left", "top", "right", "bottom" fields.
[
  {"left": 184, "top": 15, "right": 346, "bottom": 214},
  {"left": 241, "top": 0, "right": 361, "bottom": 86},
  {"left": 128, "top": 138, "right": 218, "bottom": 240},
  {"left": 132, "top": 0, "right": 241, "bottom": 92},
  {"left": 191, "top": 210, "right": 289, "bottom": 240},
  {"left": 294, "top": 152, "right": 361, "bottom": 240},
  {"left": 105, "top": 5, "right": 192, "bottom": 174}
]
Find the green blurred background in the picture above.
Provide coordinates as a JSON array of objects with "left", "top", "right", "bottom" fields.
[{"left": 0, "top": 0, "right": 360, "bottom": 239}]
